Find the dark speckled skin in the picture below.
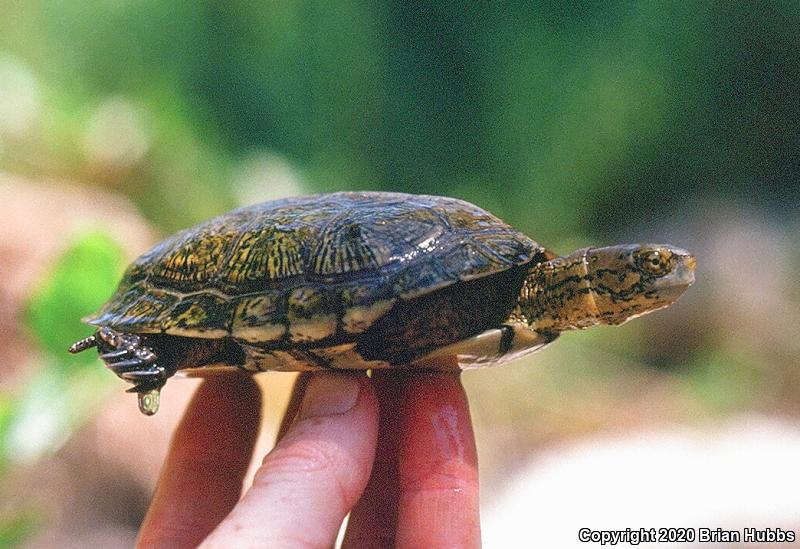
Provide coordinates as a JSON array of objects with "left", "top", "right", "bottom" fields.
[{"left": 85, "top": 192, "right": 546, "bottom": 353}]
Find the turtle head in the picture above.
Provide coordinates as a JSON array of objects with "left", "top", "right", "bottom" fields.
[
  {"left": 584, "top": 244, "right": 696, "bottom": 325},
  {"left": 523, "top": 244, "right": 695, "bottom": 332}
]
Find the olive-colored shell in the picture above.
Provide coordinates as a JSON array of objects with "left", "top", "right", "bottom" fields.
[{"left": 86, "top": 192, "right": 544, "bottom": 343}]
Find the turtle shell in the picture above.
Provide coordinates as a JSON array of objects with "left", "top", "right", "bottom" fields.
[{"left": 86, "top": 192, "right": 546, "bottom": 345}]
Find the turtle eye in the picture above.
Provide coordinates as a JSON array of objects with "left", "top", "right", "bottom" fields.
[{"left": 636, "top": 249, "right": 672, "bottom": 275}]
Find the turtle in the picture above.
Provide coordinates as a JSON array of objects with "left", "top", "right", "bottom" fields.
[{"left": 69, "top": 191, "right": 695, "bottom": 415}]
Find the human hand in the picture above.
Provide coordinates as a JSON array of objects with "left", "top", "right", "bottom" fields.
[{"left": 136, "top": 367, "right": 480, "bottom": 548}]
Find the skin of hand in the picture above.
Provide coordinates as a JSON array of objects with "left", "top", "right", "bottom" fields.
[{"left": 136, "top": 366, "right": 481, "bottom": 549}]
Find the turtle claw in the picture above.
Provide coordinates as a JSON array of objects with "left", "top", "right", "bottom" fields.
[
  {"left": 119, "top": 366, "right": 166, "bottom": 383},
  {"left": 99, "top": 348, "right": 135, "bottom": 361},
  {"left": 103, "top": 348, "right": 158, "bottom": 373},
  {"left": 106, "top": 358, "right": 150, "bottom": 373}
]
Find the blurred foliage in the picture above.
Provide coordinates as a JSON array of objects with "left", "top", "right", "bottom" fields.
[
  {"left": 0, "top": 232, "right": 123, "bottom": 547},
  {"left": 1, "top": 1, "right": 797, "bottom": 240},
  {"left": 0, "top": 511, "right": 39, "bottom": 549},
  {"left": 684, "top": 348, "right": 765, "bottom": 414},
  {"left": 25, "top": 232, "right": 125, "bottom": 360},
  {"left": 1, "top": 232, "right": 124, "bottom": 469}
]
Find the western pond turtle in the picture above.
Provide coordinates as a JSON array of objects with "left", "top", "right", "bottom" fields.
[{"left": 69, "top": 192, "right": 695, "bottom": 414}]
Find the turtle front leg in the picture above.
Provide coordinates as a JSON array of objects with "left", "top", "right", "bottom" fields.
[{"left": 69, "top": 327, "right": 170, "bottom": 415}]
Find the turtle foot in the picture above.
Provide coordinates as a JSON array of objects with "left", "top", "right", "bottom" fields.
[{"left": 70, "top": 327, "right": 169, "bottom": 415}]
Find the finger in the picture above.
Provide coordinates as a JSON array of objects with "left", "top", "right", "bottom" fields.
[
  {"left": 137, "top": 370, "right": 262, "bottom": 549},
  {"left": 342, "top": 369, "right": 480, "bottom": 549},
  {"left": 340, "top": 371, "right": 403, "bottom": 548},
  {"left": 276, "top": 372, "right": 312, "bottom": 442},
  {"left": 201, "top": 372, "right": 378, "bottom": 549},
  {"left": 395, "top": 372, "right": 480, "bottom": 548}
]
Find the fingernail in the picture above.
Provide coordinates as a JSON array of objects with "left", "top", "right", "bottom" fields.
[{"left": 300, "top": 374, "right": 360, "bottom": 419}]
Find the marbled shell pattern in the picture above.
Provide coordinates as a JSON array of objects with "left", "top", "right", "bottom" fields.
[{"left": 85, "top": 192, "right": 542, "bottom": 344}]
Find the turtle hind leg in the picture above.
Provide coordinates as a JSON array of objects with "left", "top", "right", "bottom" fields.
[
  {"left": 73, "top": 327, "right": 174, "bottom": 415},
  {"left": 95, "top": 327, "right": 169, "bottom": 381},
  {"left": 69, "top": 329, "right": 242, "bottom": 415}
]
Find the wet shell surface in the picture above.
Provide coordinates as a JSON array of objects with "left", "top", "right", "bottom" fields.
[{"left": 86, "top": 192, "right": 545, "bottom": 347}]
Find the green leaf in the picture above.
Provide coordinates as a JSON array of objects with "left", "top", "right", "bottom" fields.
[
  {"left": 24, "top": 231, "right": 125, "bottom": 367},
  {"left": 0, "top": 231, "right": 127, "bottom": 465}
]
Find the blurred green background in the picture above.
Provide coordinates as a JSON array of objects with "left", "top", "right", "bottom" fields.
[{"left": 1, "top": 1, "right": 798, "bottom": 547}]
